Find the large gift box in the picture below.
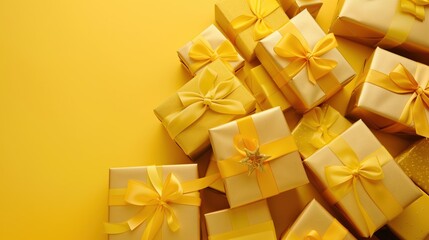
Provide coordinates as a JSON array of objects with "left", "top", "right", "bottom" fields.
[
  {"left": 330, "top": 0, "right": 429, "bottom": 65},
  {"left": 205, "top": 200, "right": 277, "bottom": 239},
  {"left": 278, "top": 0, "right": 323, "bottom": 18},
  {"left": 154, "top": 59, "right": 256, "bottom": 159},
  {"left": 347, "top": 47, "right": 429, "bottom": 138},
  {"left": 304, "top": 120, "right": 422, "bottom": 238},
  {"left": 281, "top": 199, "right": 356, "bottom": 240},
  {"left": 255, "top": 10, "right": 355, "bottom": 113},
  {"left": 209, "top": 107, "right": 309, "bottom": 208},
  {"left": 177, "top": 24, "right": 245, "bottom": 76},
  {"left": 215, "top": 0, "right": 289, "bottom": 61}
]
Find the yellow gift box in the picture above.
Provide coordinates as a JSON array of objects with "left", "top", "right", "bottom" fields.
[
  {"left": 255, "top": 10, "right": 355, "bottom": 113},
  {"left": 331, "top": 0, "right": 429, "bottom": 65},
  {"left": 246, "top": 65, "right": 291, "bottom": 111},
  {"left": 205, "top": 200, "right": 277, "bottom": 240},
  {"left": 154, "top": 59, "right": 256, "bottom": 159},
  {"left": 177, "top": 24, "right": 245, "bottom": 76},
  {"left": 347, "top": 47, "right": 429, "bottom": 138},
  {"left": 304, "top": 120, "right": 422, "bottom": 238},
  {"left": 292, "top": 104, "right": 352, "bottom": 159},
  {"left": 215, "top": 0, "right": 289, "bottom": 61},
  {"left": 281, "top": 199, "right": 356, "bottom": 240},
  {"left": 209, "top": 107, "right": 309, "bottom": 208},
  {"left": 278, "top": 0, "right": 323, "bottom": 18}
]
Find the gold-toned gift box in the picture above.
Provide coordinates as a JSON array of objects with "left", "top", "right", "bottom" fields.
[
  {"left": 304, "top": 120, "right": 422, "bottom": 238},
  {"left": 209, "top": 107, "right": 308, "bottom": 208},
  {"left": 255, "top": 10, "right": 355, "bottom": 113},
  {"left": 177, "top": 24, "right": 245, "bottom": 76},
  {"left": 215, "top": 0, "right": 289, "bottom": 61},
  {"left": 278, "top": 0, "right": 323, "bottom": 18},
  {"left": 154, "top": 59, "right": 256, "bottom": 159}
]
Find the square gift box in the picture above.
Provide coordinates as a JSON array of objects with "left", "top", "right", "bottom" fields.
[
  {"left": 205, "top": 200, "right": 277, "bottom": 239},
  {"left": 209, "top": 106, "right": 309, "bottom": 208},
  {"left": 304, "top": 120, "right": 422, "bottom": 238},
  {"left": 215, "top": 0, "right": 289, "bottom": 61},
  {"left": 177, "top": 24, "right": 245, "bottom": 76},
  {"left": 154, "top": 59, "right": 256, "bottom": 159},
  {"left": 347, "top": 47, "right": 429, "bottom": 138},
  {"left": 255, "top": 9, "right": 355, "bottom": 113},
  {"left": 278, "top": 0, "right": 323, "bottom": 18}
]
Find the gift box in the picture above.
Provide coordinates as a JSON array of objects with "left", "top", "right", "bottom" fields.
[
  {"left": 246, "top": 65, "right": 291, "bottom": 111},
  {"left": 205, "top": 200, "right": 277, "bottom": 239},
  {"left": 292, "top": 104, "right": 352, "bottom": 158},
  {"left": 154, "top": 59, "right": 256, "bottom": 159},
  {"left": 304, "top": 120, "right": 422, "bottom": 238},
  {"left": 281, "top": 199, "right": 356, "bottom": 240},
  {"left": 278, "top": 0, "right": 323, "bottom": 18},
  {"left": 330, "top": 0, "right": 429, "bottom": 65},
  {"left": 215, "top": 0, "right": 289, "bottom": 61},
  {"left": 347, "top": 47, "right": 429, "bottom": 138},
  {"left": 177, "top": 24, "right": 245, "bottom": 76},
  {"left": 209, "top": 107, "right": 309, "bottom": 208},
  {"left": 255, "top": 10, "right": 355, "bottom": 113}
]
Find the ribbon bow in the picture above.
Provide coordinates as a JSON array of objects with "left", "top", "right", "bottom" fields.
[
  {"left": 302, "top": 106, "right": 340, "bottom": 149},
  {"left": 188, "top": 37, "right": 239, "bottom": 73},
  {"left": 401, "top": 0, "right": 429, "bottom": 21},
  {"left": 274, "top": 33, "right": 338, "bottom": 85},
  {"left": 231, "top": 0, "right": 279, "bottom": 40},
  {"left": 234, "top": 135, "right": 270, "bottom": 175}
]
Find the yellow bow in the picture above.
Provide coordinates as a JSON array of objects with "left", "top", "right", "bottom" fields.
[
  {"left": 274, "top": 33, "right": 338, "bottom": 85},
  {"left": 234, "top": 135, "right": 271, "bottom": 175},
  {"left": 231, "top": 0, "right": 279, "bottom": 40},
  {"left": 166, "top": 68, "right": 246, "bottom": 138},
  {"left": 188, "top": 37, "right": 239, "bottom": 73},
  {"left": 301, "top": 106, "right": 340, "bottom": 149},
  {"left": 401, "top": 0, "right": 429, "bottom": 21}
]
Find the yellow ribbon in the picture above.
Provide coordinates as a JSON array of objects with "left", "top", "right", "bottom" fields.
[
  {"left": 273, "top": 33, "right": 338, "bottom": 85},
  {"left": 231, "top": 0, "right": 279, "bottom": 40},
  {"left": 166, "top": 67, "right": 246, "bottom": 138},
  {"left": 303, "top": 220, "right": 347, "bottom": 240},
  {"left": 188, "top": 37, "right": 239, "bottom": 73},
  {"left": 209, "top": 220, "right": 276, "bottom": 240},
  {"left": 401, "top": 0, "right": 429, "bottom": 21}
]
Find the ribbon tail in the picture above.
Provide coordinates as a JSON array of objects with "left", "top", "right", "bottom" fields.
[
  {"left": 142, "top": 206, "right": 165, "bottom": 240},
  {"left": 352, "top": 179, "right": 377, "bottom": 237}
]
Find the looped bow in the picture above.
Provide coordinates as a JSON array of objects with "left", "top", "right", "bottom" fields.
[
  {"left": 234, "top": 134, "right": 270, "bottom": 175},
  {"left": 302, "top": 106, "right": 340, "bottom": 149},
  {"left": 231, "top": 0, "right": 279, "bottom": 40},
  {"left": 401, "top": 0, "right": 429, "bottom": 21},
  {"left": 274, "top": 33, "right": 338, "bottom": 84}
]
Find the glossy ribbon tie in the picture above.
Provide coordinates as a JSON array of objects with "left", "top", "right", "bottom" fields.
[
  {"left": 401, "top": 0, "right": 429, "bottom": 21},
  {"left": 231, "top": 0, "right": 279, "bottom": 40},
  {"left": 274, "top": 33, "right": 338, "bottom": 84}
]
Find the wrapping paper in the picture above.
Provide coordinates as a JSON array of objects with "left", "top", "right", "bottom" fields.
[
  {"left": 279, "top": 0, "right": 323, "bottom": 18},
  {"left": 304, "top": 120, "right": 422, "bottom": 237},
  {"left": 177, "top": 24, "right": 244, "bottom": 76},
  {"left": 215, "top": 0, "right": 289, "bottom": 60},
  {"left": 209, "top": 107, "right": 308, "bottom": 208},
  {"left": 154, "top": 59, "right": 256, "bottom": 159},
  {"left": 256, "top": 10, "right": 355, "bottom": 113},
  {"left": 205, "top": 200, "right": 277, "bottom": 240}
]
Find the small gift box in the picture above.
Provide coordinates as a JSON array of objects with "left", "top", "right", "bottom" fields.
[
  {"left": 215, "top": 0, "right": 289, "bottom": 61},
  {"left": 292, "top": 104, "right": 352, "bottom": 158},
  {"left": 347, "top": 47, "right": 429, "bottom": 138},
  {"left": 278, "top": 0, "right": 323, "bottom": 18},
  {"left": 209, "top": 107, "right": 309, "bottom": 208},
  {"left": 177, "top": 24, "right": 245, "bottom": 76},
  {"left": 304, "top": 120, "right": 422, "bottom": 238},
  {"left": 246, "top": 65, "right": 291, "bottom": 111},
  {"left": 255, "top": 10, "right": 355, "bottom": 113},
  {"left": 331, "top": 0, "right": 429, "bottom": 65},
  {"left": 281, "top": 199, "right": 356, "bottom": 240},
  {"left": 154, "top": 59, "right": 256, "bottom": 159},
  {"left": 205, "top": 200, "right": 277, "bottom": 239}
]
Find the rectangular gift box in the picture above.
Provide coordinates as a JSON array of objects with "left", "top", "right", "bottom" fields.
[
  {"left": 255, "top": 9, "right": 355, "bottom": 113},
  {"left": 215, "top": 0, "right": 289, "bottom": 61},
  {"left": 154, "top": 59, "right": 256, "bottom": 159},
  {"left": 347, "top": 47, "right": 429, "bottom": 138},
  {"left": 281, "top": 199, "right": 356, "bottom": 240},
  {"left": 177, "top": 24, "right": 245, "bottom": 76},
  {"left": 205, "top": 200, "right": 277, "bottom": 239},
  {"left": 278, "top": 0, "right": 323, "bottom": 18},
  {"left": 209, "top": 107, "right": 309, "bottom": 208},
  {"left": 304, "top": 120, "right": 422, "bottom": 238}
]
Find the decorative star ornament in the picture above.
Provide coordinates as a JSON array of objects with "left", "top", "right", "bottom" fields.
[{"left": 240, "top": 147, "right": 270, "bottom": 175}]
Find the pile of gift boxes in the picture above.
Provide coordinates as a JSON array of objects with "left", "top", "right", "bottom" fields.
[{"left": 105, "top": 0, "right": 429, "bottom": 239}]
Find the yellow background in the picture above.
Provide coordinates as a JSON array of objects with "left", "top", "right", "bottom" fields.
[{"left": 0, "top": 0, "right": 418, "bottom": 239}]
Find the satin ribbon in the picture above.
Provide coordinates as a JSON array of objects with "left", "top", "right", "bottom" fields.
[
  {"left": 231, "top": 0, "right": 279, "bottom": 40},
  {"left": 366, "top": 63, "right": 429, "bottom": 138},
  {"left": 166, "top": 67, "right": 246, "bottom": 138},
  {"left": 188, "top": 37, "right": 239, "bottom": 73},
  {"left": 105, "top": 166, "right": 220, "bottom": 240},
  {"left": 301, "top": 220, "right": 347, "bottom": 240},
  {"left": 401, "top": 0, "right": 429, "bottom": 21},
  {"left": 325, "top": 137, "right": 403, "bottom": 237},
  {"left": 209, "top": 220, "right": 276, "bottom": 240}
]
